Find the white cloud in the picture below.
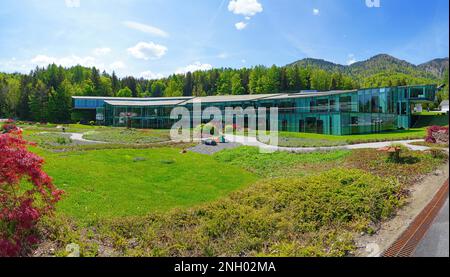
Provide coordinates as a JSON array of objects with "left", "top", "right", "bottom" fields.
[
  {"left": 228, "top": 0, "right": 263, "bottom": 17},
  {"left": 347, "top": 54, "right": 356, "bottom": 65},
  {"left": 65, "top": 0, "right": 80, "bottom": 8},
  {"left": 109, "top": 61, "right": 126, "bottom": 70},
  {"left": 31, "top": 54, "right": 99, "bottom": 68},
  {"left": 127, "top": 42, "right": 168, "bottom": 60},
  {"left": 313, "top": 9, "right": 320, "bottom": 16},
  {"left": 217, "top": 52, "right": 228, "bottom": 59},
  {"left": 123, "top": 21, "right": 169, "bottom": 38},
  {"left": 140, "top": 71, "right": 165, "bottom": 80},
  {"left": 241, "top": 59, "right": 247, "bottom": 63},
  {"left": 93, "top": 47, "right": 112, "bottom": 56},
  {"left": 235, "top": 21, "right": 248, "bottom": 30},
  {"left": 176, "top": 62, "right": 213, "bottom": 74}
]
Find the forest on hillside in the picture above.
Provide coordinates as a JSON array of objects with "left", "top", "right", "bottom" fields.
[{"left": 0, "top": 59, "right": 448, "bottom": 123}]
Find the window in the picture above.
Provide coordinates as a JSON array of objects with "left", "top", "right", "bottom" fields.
[
  {"left": 410, "top": 87, "right": 425, "bottom": 99},
  {"left": 305, "top": 117, "right": 316, "bottom": 133},
  {"left": 330, "top": 99, "right": 337, "bottom": 112},
  {"left": 364, "top": 91, "right": 371, "bottom": 113},
  {"left": 282, "top": 120, "right": 288, "bottom": 131},
  {"left": 358, "top": 92, "right": 365, "bottom": 113},
  {"left": 401, "top": 102, "right": 407, "bottom": 115},
  {"left": 329, "top": 117, "right": 333, "bottom": 134},
  {"left": 387, "top": 92, "right": 393, "bottom": 113},
  {"left": 339, "top": 96, "right": 352, "bottom": 112},
  {"left": 317, "top": 99, "right": 329, "bottom": 113},
  {"left": 279, "top": 101, "right": 295, "bottom": 114},
  {"left": 371, "top": 95, "right": 380, "bottom": 113},
  {"left": 317, "top": 120, "right": 324, "bottom": 134},
  {"left": 309, "top": 100, "right": 316, "bottom": 112}
]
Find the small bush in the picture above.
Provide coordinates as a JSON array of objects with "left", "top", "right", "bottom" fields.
[
  {"left": 56, "top": 137, "right": 72, "bottom": 145},
  {"left": 429, "top": 148, "right": 447, "bottom": 159},
  {"left": 426, "top": 126, "right": 449, "bottom": 144},
  {"left": 1, "top": 119, "right": 18, "bottom": 134}
]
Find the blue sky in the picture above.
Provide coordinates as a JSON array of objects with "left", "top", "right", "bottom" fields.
[{"left": 0, "top": 0, "right": 448, "bottom": 78}]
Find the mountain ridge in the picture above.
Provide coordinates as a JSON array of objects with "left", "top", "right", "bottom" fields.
[{"left": 287, "top": 54, "right": 449, "bottom": 79}]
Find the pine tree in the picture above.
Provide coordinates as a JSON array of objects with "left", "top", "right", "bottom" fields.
[
  {"left": 111, "top": 71, "right": 121, "bottom": 95},
  {"left": 231, "top": 73, "right": 245, "bottom": 95}
]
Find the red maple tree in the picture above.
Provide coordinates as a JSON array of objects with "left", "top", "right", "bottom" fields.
[{"left": 0, "top": 124, "right": 63, "bottom": 256}]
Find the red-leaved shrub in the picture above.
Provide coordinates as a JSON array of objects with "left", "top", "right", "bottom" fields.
[
  {"left": 1, "top": 119, "right": 18, "bottom": 134},
  {"left": 0, "top": 128, "right": 63, "bottom": 257},
  {"left": 425, "top": 126, "right": 449, "bottom": 144}
]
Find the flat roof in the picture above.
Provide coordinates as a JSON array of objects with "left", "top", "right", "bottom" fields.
[
  {"left": 182, "top": 94, "right": 280, "bottom": 104},
  {"left": 73, "top": 96, "right": 193, "bottom": 101},
  {"left": 73, "top": 85, "right": 435, "bottom": 107},
  {"left": 263, "top": 90, "right": 358, "bottom": 100},
  {"left": 104, "top": 100, "right": 186, "bottom": 107}
]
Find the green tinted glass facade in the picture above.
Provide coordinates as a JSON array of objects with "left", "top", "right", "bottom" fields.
[{"left": 76, "top": 84, "right": 437, "bottom": 136}]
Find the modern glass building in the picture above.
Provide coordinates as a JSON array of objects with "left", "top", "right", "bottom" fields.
[{"left": 72, "top": 84, "right": 437, "bottom": 135}]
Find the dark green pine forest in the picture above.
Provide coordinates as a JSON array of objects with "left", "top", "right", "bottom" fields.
[{"left": 0, "top": 54, "right": 448, "bottom": 123}]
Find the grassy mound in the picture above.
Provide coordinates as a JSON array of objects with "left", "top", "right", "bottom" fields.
[
  {"left": 84, "top": 169, "right": 404, "bottom": 257},
  {"left": 214, "top": 146, "right": 350, "bottom": 178}
]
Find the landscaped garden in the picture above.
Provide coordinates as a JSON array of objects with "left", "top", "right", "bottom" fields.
[
  {"left": 2, "top": 120, "right": 448, "bottom": 257},
  {"left": 276, "top": 128, "right": 428, "bottom": 147},
  {"left": 36, "top": 144, "right": 447, "bottom": 257}
]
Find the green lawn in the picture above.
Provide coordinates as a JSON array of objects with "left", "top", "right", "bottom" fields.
[
  {"left": 214, "top": 146, "right": 350, "bottom": 178},
  {"left": 83, "top": 128, "right": 171, "bottom": 144},
  {"left": 33, "top": 147, "right": 257, "bottom": 221},
  {"left": 275, "top": 128, "right": 427, "bottom": 147}
]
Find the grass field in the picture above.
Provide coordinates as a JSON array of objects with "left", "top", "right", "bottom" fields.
[
  {"left": 33, "top": 147, "right": 257, "bottom": 221},
  {"left": 82, "top": 128, "right": 171, "bottom": 144},
  {"left": 276, "top": 128, "right": 427, "bottom": 147},
  {"left": 38, "top": 146, "right": 448, "bottom": 257},
  {"left": 214, "top": 146, "right": 351, "bottom": 177},
  {"left": 10, "top": 121, "right": 448, "bottom": 256}
]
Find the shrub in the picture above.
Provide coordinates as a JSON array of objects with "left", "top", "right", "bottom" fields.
[
  {"left": 0, "top": 130, "right": 63, "bottom": 256},
  {"left": 56, "top": 137, "right": 72, "bottom": 145},
  {"left": 426, "top": 126, "right": 449, "bottom": 144},
  {"left": 429, "top": 148, "right": 447, "bottom": 159},
  {"left": 1, "top": 119, "right": 18, "bottom": 134},
  {"left": 194, "top": 123, "right": 219, "bottom": 137},
  {"left": 84, "top": 169, "right": 402, "bottom": 257}
]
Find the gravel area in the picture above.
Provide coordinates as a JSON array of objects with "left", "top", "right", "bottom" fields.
[{"left": 188, "top": 142, "right": 242, "bottom": 155}]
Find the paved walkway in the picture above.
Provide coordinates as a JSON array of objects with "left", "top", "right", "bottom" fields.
[
  {"left": 224, "top": 134, "right": 430, "bottom": 153},
  {"left": 413, "top": 197, "right": 449, "bottom": 257},
  {"left": 68, "top": 133, "right": 106, "bottom": 144}
]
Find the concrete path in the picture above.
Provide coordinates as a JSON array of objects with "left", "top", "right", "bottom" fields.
[
  {"left": 68, "top": 133, "right": 106, "bottom": 144},
  {"left": 413, "top": 197, "right": 449, "bottom": 257},
  {"left": 224, "top": 134, "right": 430, "bottom": 153}
]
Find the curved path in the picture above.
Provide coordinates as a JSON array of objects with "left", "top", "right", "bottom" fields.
[
  {"left": 68, "top": 133, "right": 106, "bottom": 144},
  {"left": 224, "top": 134, "right": 431, "bottom": 153}
]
